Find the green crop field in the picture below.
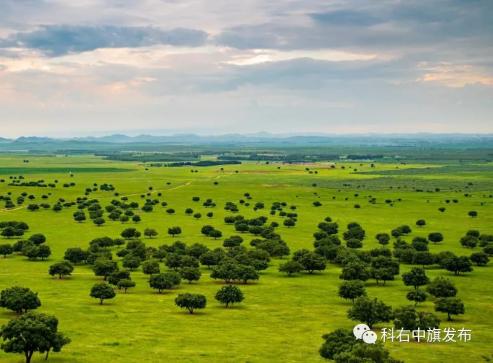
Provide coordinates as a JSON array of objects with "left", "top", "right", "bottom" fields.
[{"left": 0, "top": 154, "right": 492, "bottom": 363}]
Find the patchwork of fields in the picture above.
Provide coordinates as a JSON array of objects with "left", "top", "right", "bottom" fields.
[{"left": 0, "top": 155, "right": 492, "bottom": 363}]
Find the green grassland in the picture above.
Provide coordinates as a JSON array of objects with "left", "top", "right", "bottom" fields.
[{"left": 0, "top": 154, "right": 492, "bottom": 363}]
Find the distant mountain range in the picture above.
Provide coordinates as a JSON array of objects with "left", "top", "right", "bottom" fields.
[
  {"left": 1, "top": 133, "right": 493, "bottom": 144},
  {"left": 0, "top": 133, "right": 492, "bottom": 154}
]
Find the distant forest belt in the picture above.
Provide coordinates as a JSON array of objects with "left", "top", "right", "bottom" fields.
[
  {"left": 355, "top": 164, "right": 493, "bottom": 176},
  {"left": 0, "top": 167, "right": 133, "bottom": 174}
]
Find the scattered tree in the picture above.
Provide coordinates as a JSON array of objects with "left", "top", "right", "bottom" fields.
[
  {"left": 117, "top": 279, "right": 135, "bottom": 293},
  {"left": 402, "top": 267, "right": 429, "bottom": 290},
  {"left": 90, "top": 283, "right": 116, "bottom": 305},
  {"left": 338, "top": 280, "right": 366, "bottom": 303},
  {"left": 426, "top": 277, "right": 457, "bottom": 298},
  {"left": 0, "top": 286, "right": 41, "bottom": 314},
  {"left": 441, "top": 256, "right": 473, "bottom": 275},
  {"left": 168, "top": 226, "right": 182, "bottom": 238},
  {"left": 428, "top": 232, "right": 444, "bottom": 244},
  {"left": 149, "top": 272, "right": 181, "bottom": 293},
  {"left": 470, "top": 252, "right": 489, "bottom": 266},
  {"left": 215, "top": 285, "right": 244, "bottom": 307},
  {"left": 0, "top": 244, "right": 13, "bottom": 258},
  {"left": 142, "top": 259, "right": 160, "bottom": 276},
  {"left": 394, "top": 306, "right": 440, "bottom": 331},
  {"left": 279, "top": 260, "right": 303, "bottom": 276},
  {"left": 144, "top": 228, "right": 158, "bottom": 239},
  {"left": 435, "top": 297, "right": 465, "bottom": 321},
  {"left": 174, "top": 293, "right": 206, "bottom": 314},
  {"left": 0, "top": 312, "right": 70, "bottom": 363},
  {"left": 406, "top": 289, "right": 427, "bottom": 306},
  {"left": 347, "top": 296, "right": 393, "bottom": 329},
  {"left": 48, "top": 261, "right": 74, "bottom": 279},
  {"left": 63, "top": 247, "right": 88, "bottom": 264},
  {"left": 180, "top": 267, "right": 201, "bottom": 283}
]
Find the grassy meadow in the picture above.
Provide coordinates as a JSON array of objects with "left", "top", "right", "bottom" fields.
[{"left": 0, "top": 154, "right": 492, "bottom": 363}]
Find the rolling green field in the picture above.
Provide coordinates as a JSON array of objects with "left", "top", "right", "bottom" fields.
[{"left": 0, "top": 154, "right": 492, "bottom": 363}]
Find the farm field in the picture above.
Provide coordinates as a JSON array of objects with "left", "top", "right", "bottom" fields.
[{"left": 0, "top": 154, "right": 492, "bottom": 363}]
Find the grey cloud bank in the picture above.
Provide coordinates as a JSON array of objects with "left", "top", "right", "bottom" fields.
[
  {"left": 0, "top": 25, "right": 208, "bottom": 56},
  {"left": 0, "top": 0, "right": 492, "bottom": 136}
]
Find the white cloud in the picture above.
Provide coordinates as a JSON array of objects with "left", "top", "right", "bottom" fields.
[{"left": 417, "top": 62, "right": 493, "bottom": 88}]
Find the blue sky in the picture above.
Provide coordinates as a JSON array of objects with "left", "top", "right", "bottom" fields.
[{"left": 0, "top": 0, "right": 492, "bottom": 137}]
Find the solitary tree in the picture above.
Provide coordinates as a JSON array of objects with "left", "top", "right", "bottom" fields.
[
  {"left": 209, "top": 229, "right": 222, "bottom": 239},
  {"left": 236, "top": 265, "right": 259, "bottom": 284},
  {"left": 90, "top": 283, "right": 116, "bottom": 305},
  {"left": 117, "top": 279, "right": 136, "bottom": 293},
  {"left": 0, "top": 286, "right": 41, "bottom": 314},
  {"left": 338, "top": 280, "right": 366, "bottom": 303},
  {"left": 0, "top": 312, "right": 70, "bottom": 363},
  {"left": 441, "top": 256, "right": 473, "bottom": 275},
  {"left": 38, "top": 245, "right": 51, "bottom": 260},
  {"left": 168, "top": 226, "right": 182, "bottom": 238},
  {"left": 394, "top": 306, "right": 440, "bottom": 331},
  {"left": 283, "top": 218, "right": 296, "bottom": 228},
  {"left": 1, "top": 227, "right": 16, "bottom": 239},
  {"left": 278, "top": 260, "right": 303, "bottom": 276},
  {"left": 428, "top": 232, "right": 444, "bottom": 244},
  {"left": 121, "top": 228, "right": 140, "bottom": 239},
  {"left": 324, "top": 342, "right": 398, "bottom": 362},
  {"left": 142, "top": 259, "right": 160, "bottom": 276},
  {"left": 63, "top": 247, "right": 88, "bottom": 264},
  {"left": 28, "top": 234, "right": 46, "bottom": 245},
  {"left": 370, "top": 256, "right": 399, "bottom": 286},
  {"left": 319, "top": 329, "right": 356, "bottom": 360},
  {"left": 201, "top": 225, "right": 215, "bottom": 236},
  {"left": 200, "top": 250, "right": 225, "bottom": 268},
  {"left": 180, "top": 267, "right": 201, "bottom": 283},
  {"left": 346, "top": 238, "right": 363, "bottom": 249},
  {"left": 73, "top": 211, "right": 86, "bottom": 223},
  {"left": 406, "top": 289, "right": 427, "bottom": 306},
  {"left": 48, "top": 261, "right": 74, "bottom": 279},
  {"left": 375, "top": 233, "right": 390, "bottom": 245},
  {"left": 426, "top": 277, "right": 457, "bottom": 298},
  {"left": 174, "top": 293, "right": 206, "bottom": 314},
  {"left": 186, "top": 243, "right": 209, "bottom": 259},
  {"left": 223, "top": 235, "right": 243, "bottom": 248},
  {"left": 412, "top": 251, "right": 435, "bottom": 268},
  {"left": 149, "top": 272, "right": 181, "bottom": 293},
  {"left": 215, "top": 285, "right": 244, "bottom": 307},
  {"left": 347, "top": 296, "right": 393, "bottom": 329},
  {"left": 435, "top": 297, "right": 465, "bottom": 321},
  {"left": 460, "top": 235, "right": 479, "bottom": 248},
  {"left": 296, "top": 252, "right": 326, "bottom": 274},
  {"left": 340, "top": 261, "right": 370, "bottom": 281},
  {"left": 402, "top": 267, "right": 429, "bottom": 290},
  {"left": 92, "top": 259, "right": 118, "bottom": 280},
  {"left": 144, "top": 228, "right": 158, "bottom": 239},
  {"left": 470, "top": 252, "right": 489, "bottom": 266},
  {"left": 122, "top": 255, "right": 141, "bottom": 271},
  {"left": 93, "top": 217, "right": 105, "bottom": 227},
  {"left": 0, "top": 244, "right": 13, "bottom": 258}
]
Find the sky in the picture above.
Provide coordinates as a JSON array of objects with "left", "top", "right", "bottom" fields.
[{"left": 0, "top": 0, "right": 492, "bottom": 137}]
